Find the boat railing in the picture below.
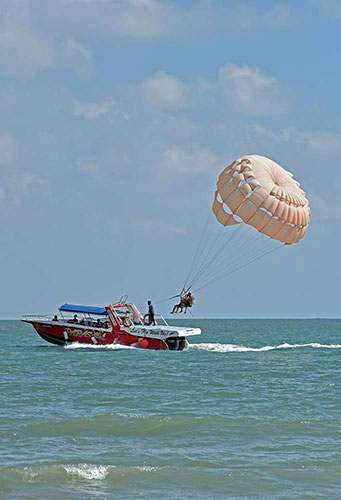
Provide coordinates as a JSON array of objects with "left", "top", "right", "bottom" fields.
[
  {"left": 22, "top": 315, "right": 112, "bottom": 330},
  {"left": 139, "top": 313, "right": 169, "bottom": 326},
  {"left": 22, "top": 309, "right": 169, "bottom": 327},
  {"left": 112, "top": 295, "right": 128, "bottom": 306},
  {"left": 22, "top": 314, "right": 52, "bottom": 322},
  {"left": 157, "top": 314, "right": 169, "bottom": 326}
]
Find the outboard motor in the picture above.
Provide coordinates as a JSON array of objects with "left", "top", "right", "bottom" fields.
[
  {"left": 166, "top": 338, "right": 180, "bottom": 350},
  {"left": 165, "top": 338, "right": 188, "bottom": 351},
  {"left": 178, "top": 338, "right": 188, "bottom": 351}
]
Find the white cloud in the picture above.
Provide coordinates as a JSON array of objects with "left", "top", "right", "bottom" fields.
[
  {"left": 251, "top": 125, "right": 341, "bottom": 153},
  {"left": 76, "top": 160, "right": 100, "bottom": 178},
  {"left": 218, "top": 64, "right": 290, "bottom": 115},
  {"left": 310, "top": 194, "right": 341, "bottom": 220},
  {"left": 132, "top": 64, "right": 291, "bottom": 116},
  {"left": 0, "top": 1, "right": 296, "bottom": 79},
  {"left": 0, "top": 1, "right": 296, "bottom": 46},
  {"left": 140, "top": 72, "right": 188, "bottom": 109},
  {"left": 110, "top": 214, "right": 185, "bottom": 236},
  {"left": 8, "top": 174, "right": 47, "bottom": 188},
  {"left": 310, "top": 0, "right": 341, "bottom": 18},
  {"left": 61, "top": 39, "right": 94, "bottom": 80},
  {"left": 0, "top": 134, "right": 15, "bottom": 165},
  {"left": 0, "top": 172, "right": 47, "bottom": 206},
  {"left": 40, "top": 1, "right": 295, "bottom": 39},
  {"left": 73, "top": 99, "right": 130, "bottom": 120},
  {"left": 5, "top": 174, "right": 47, "bottom": 204},
  {"left": 0, "top": 24, "right": 94, "bottom": 79},
  {"left": 236, "top": 4, "right": 295, "bottom": 30},
  {"left": 74, "top": 100, "right": 115, "bottom": 120},
  {"left": 131, "top": 216, "right": 185, "bottom": 235},
  {"left": 162, "top": 147, "right": 219, "bottom": 175},
  {"left": 300, "top": 130, "right": 341, "bottom": 153},
  {"left": 0, "top": 28, "right": 55, "bottom": 78},
  {"left": 74, "top": 149, "right": 130, "bottom": 182}
]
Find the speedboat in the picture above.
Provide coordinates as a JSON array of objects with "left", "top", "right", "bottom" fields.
[{"left": 22, "top": 298, "right": 201, "bottom": 350}]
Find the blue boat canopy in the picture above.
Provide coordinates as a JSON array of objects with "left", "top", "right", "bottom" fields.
[{"left": 59, "top": 304, "right": 107, "bottom": 315}]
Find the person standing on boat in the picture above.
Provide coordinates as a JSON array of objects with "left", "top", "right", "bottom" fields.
[{"left": 147, "top": 300, "right": 156, "bottom": 326}]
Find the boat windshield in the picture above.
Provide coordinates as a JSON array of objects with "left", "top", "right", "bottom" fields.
[{"left": 112, "top": 304, "right": 143, "bottom": 325}]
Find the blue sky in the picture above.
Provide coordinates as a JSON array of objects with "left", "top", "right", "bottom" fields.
[{"left": 0, "top": 0, "right": 340, "bottom": 318}]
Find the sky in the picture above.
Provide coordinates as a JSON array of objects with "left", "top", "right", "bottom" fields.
[{"left": 0, "top": 0, "right": 340, "bottom": 319}]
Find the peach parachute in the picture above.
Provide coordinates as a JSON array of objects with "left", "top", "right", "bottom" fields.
[{"left": 212, "top": 155, "right": 310, "bottom": 244}]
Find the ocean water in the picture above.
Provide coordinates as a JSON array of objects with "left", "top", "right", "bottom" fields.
[{"left": 1, "top": 318, "right": 341, "bottom": 499}]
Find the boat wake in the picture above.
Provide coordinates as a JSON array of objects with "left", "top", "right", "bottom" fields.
[
  {"left": 63, "top": 341, "right": 341, "bottom": 353},
  {"left": 64, "top": 342, "right": 133, "bottom": 350},
  {"left": 189, "top": 342, "right": 341, "bottom": 353}
]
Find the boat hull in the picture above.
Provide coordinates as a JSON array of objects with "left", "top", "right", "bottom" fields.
[{"left": 26, "top": 321, "right": 171, "bottom": 350}]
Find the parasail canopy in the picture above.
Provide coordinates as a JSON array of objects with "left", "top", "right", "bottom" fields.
[{"left": 212, "top": 155, "right": 310, "bottom": 245}]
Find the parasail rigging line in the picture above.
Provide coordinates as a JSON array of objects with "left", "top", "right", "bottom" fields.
[
  {"left": 182, "top": 211, "right": 284, "bottom": 293},
  {"left": 184, "top": 222, "right": 242, "bottom": 291},
  {"left": 189, "top": 229, "right": 274, "bottom": 291},
  {"left": 181, "top": 212, "right": 211, "bottom": 295},
  {"left": 154, "top": 236, "right": 281, "bottom": 306},
  {"left": 192, "top": 243, "right": 283, "bottom": 293},
  {"left": 183, "top": 215, "right": 257, "bottom": 291},
  {"left": 154, "top": 294, "right": 181, "bottom": 305},
  {"left": 182, "top": 214, "right": 244, "bottom": 292},
  {"left": 183, "top": 217, "right": 223, "bottom": 289},
  {"left": 192, "top": 240, "right": 280, "bottom": 292}
]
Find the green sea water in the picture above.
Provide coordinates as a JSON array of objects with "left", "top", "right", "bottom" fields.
[{"left": 1, "top": 318, "right": 341, "bottom": 499}]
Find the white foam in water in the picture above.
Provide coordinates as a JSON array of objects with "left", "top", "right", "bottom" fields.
[
  {"left": 23, "top": 467, "right": 39, "bottom": 479},
  {"left": 190, "top": 342, "right": 341, "bottom": 353},
  {"left": 135, "top": 466, "right": 159, "bottom": 472},
  {"left": 64, "top": 342, "right": 133, "bottom": 350},
  {"left": 64, "top": 464, "right": 110, "bottom": 480}
]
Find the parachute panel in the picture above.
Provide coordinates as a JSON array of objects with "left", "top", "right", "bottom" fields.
[{"left": 213, "top": 192, "right": 240, "bottom": 226}]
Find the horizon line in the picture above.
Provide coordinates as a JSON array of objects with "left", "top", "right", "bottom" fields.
[{"left": 2, "top": 316, "right": 341, "bottom": 321}]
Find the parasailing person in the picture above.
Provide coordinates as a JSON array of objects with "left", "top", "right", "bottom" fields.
[
  {"left": 170, "top": 296, "right": 185, "bottom": 314},
  {"left": 170, "top": 292, "right": 195, "bottom": 314}
]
